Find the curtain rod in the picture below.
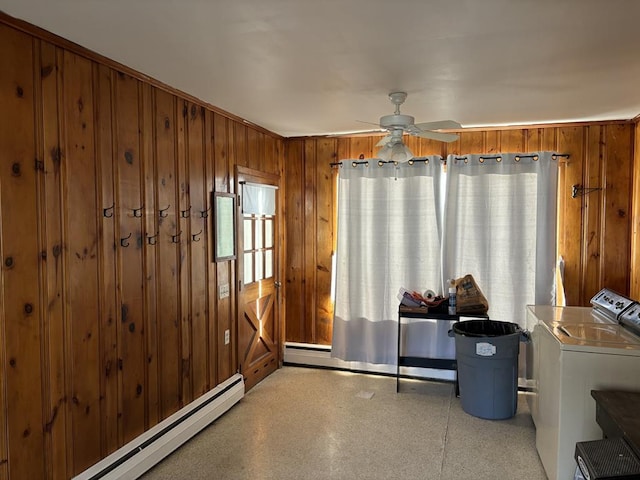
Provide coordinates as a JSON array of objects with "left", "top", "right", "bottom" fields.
[{"left": 330, "top": 153, "right": 570, "bottom": 168}]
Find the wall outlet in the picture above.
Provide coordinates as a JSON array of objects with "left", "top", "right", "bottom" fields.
[
  {"left": 224, "top": 329, "right": 230, "bottom": 345},
  {"left": 219, "top": 283, "right": 230, "bottom": 299}
]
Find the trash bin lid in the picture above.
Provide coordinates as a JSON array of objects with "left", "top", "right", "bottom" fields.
[{"left": 452, "top": 319, "right": 521, "bottom": 337}]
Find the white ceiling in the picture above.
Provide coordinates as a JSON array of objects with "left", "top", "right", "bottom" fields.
[{"left": 2, "top": 0, "right": 640, "bottom": 137}]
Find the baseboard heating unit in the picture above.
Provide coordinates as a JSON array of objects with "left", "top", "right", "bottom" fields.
[
  {"left": 284, "top": 342, "right": 455, "bottom": 381},
  {"left": 73, "top": 373, "right": 244, "bottom": 480}
]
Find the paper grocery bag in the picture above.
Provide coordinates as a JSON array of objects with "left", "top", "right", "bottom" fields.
[{"left": 455, "top": 274, "right": 489, "bottom": 315}]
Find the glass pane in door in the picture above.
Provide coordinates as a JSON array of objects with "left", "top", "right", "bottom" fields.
[
  {"left": 244, "top": 218, "right": 253, "bottom": 249},
  {"left": 255, "top": 251, "right": 264, "bottom": 281},
  {"left": 244, "top": 252, "right": 253, "bottom": 284},
  {"left": 265, "top": 249, "right": 273, "bottom": 279},
  {"left": 265, "top": 218, "right": 273, "bottom": 248},
  {"left": 255, "top": 220, "right": 263, "bottom": 249}
]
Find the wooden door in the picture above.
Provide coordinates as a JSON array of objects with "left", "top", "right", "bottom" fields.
[{"left": 237, "top": 168, "right": 281, "bottom": 391}]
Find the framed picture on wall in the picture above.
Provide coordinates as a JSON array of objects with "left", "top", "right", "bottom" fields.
[{"left": 213, "top": 192, "right": 236, "bottom": 262}]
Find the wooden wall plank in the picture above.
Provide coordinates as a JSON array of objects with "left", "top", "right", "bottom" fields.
[
  {"left": 94, "top": 63, "right": 120, "bottom": 455},
  {"left": 459, "top": 131, "right": 485, "bottom": 154},
  {"left": 140, "top": 82, "right": 159, "bottom": 428},
  {"left": 113, "top": 72, "right": 146, "bottom": 442},
  {"left": 234, "top": 123, "right": 248, "bottom": 169},
  {"left": 582, "top": 126, "right": 603, "bottom": 300},
  {"left": 315, "top": 138, "right": 336, "bottom": 345},
  {"left": 283, "top": 139, "right": 305, "bottom": 342},
  {"left": 500, "top": 129, "right": 525, "bottom": 152},
  {"left": 416, "top": 137, "right": 446, "bottom": 157},
  {"left": 38, "top": 40, "right": 69, "bottom": 479},
  {"left": 303, "top": 139, "right": 318, "bottom": 343},
  {"left": 540, "top": 128, "right": 558, "bottom": 152},
  {"left": 246, "top": 128, "right": 261, "bottom": 172},
  {"left": 600, "top": 124, "right": 633, "bottom": 295},
  {"left": 485, "top": 130, "right": 500, "bottom": 153},
  {"left": 337, "top": 138, "right": 350, "bottom": 162},
  {"left": 62, "top": 50, "right": 103, "bottom": 473},
  {"left": 154, "top": 89, "right": 181, "bottom": 418},
  {"left": 177, "top": 100, "right": 192, "bottom": 406},
  {"left": 348, "top": 137, "right": 373, "bottom": 159},
  {"left": 187, "top": 103, "right": 209, "bottom": 398},
  {"left": 203, "top": 110, "right": 216, "bottom": 388},
  {"left": 0, "top": 25, "right": 46, "bottom": 480},
  {"left": 525, "top": 128, "right": 540, "bottom": 151},
  {"left": 557, "top": 126, "right": 586, "bottom": 304}
]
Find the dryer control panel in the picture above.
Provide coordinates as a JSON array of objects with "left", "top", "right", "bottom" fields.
[
  {"left": 618, "top": 303, "right": 640, "bottom": 337},
  {"left": 590, "top": 288, "right": 636, "bottom": 320}
]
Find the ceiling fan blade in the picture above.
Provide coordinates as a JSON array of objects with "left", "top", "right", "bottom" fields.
[
  {"left": 413, "top": 130, "right": 460, "bottom": 143},
  {"left": 376, "top": 135, "right": 392, "bottom": 147},
  {"left": 413, "top": 120, "right": 462, "bottom": 131},
  {"left": 356, "top": 120, "right": 384, "bottom": 127}
]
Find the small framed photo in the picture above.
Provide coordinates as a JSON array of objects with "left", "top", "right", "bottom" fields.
[{"left": 213, "top": 192, "right": 236, "bottom": 262}]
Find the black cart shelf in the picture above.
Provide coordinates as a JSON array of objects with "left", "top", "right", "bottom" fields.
[{"left": 396, "top": 305, "right": 488, "bottom": 393}]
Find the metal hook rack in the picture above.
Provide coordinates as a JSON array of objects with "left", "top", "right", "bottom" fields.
[
  {"left": 571, "top": 184, "right": 602, "bottom": 198},
  {"left": 171, "top": 231, "right": 182, "bottom": 243},
  {"left": 180, "top": 205, "right": 191, "bottom": 218},
  {"left": 191, "top": 229, "right": 203, "bottom": 242}
]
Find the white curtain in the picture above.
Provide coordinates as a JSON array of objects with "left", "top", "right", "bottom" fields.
[
  {"left": 442, "top": 152, "right": 558, "bottom": 327},
  {"left": 332, "top": 151, "right": 559, "bottom": 364},
  {"left": 331, "top": 158, "right": 444, "bottom": 364}
]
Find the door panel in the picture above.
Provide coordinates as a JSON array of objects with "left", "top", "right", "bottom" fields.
[{"left": 237, "top": 169, "right": 280, "bottom": 391}]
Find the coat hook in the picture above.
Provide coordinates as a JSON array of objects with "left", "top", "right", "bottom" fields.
[
  {"left": 159, "top": 205, "right": 170, "bottom": 218},
  {"left": 199, "top": 206, "right": 211, "bottom": 218},
  {"left": 146, "top": 232, "right": 159, "bottom": 245},
  {"left": 132, "top": 205, "right": 144, "bottom": 217},
  {"left": 120, "top": 232, "right": 132, "bottom": 247},
  {"left": 103, "top": 203, "right": 115, "bottom": 218},
  {"left": 171, "top": 230, "right": 182, "bottom": 243},
  {"left": 571, "top": 184, "right": 602, "bottom": 198},
  {"left": 191, "top": 229, "right": 203, "bottom": 242},
  {"left": 180, "top": 205, "right": 191, "bottom": 218}
]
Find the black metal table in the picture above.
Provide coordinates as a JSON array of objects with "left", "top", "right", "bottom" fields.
[{"left": 396, "top": 305, "right": 487, "bottom": 393}]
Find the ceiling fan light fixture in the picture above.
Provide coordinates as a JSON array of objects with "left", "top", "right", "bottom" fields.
[
  {"left": 377, "top": 144, "right": 392, "bottom": 161},
  {"left": 377, "top": 142, "right": 414, "bottom": 163},
  {"left": 392, "top": 142, "right": 413, "bottom": 162}
]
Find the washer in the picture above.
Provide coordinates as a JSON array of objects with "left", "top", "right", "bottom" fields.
[{"left": 527, "top": 289, "right": 640, "bottom": 480}]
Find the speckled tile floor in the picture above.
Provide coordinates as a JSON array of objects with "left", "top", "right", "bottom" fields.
[{"left": 141, "top": 367, "right": 547, "bottom": 480}]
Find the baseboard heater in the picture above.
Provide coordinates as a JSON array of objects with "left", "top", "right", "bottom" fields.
[
  {"left": 73, "top": 373, "right": 244, "bottom": 480},
  {"left": 284, "top": 342, "right": 456, "bottom": 381},
  {"left": 284, "top": 343, "right": 532, "bottom": 388}
]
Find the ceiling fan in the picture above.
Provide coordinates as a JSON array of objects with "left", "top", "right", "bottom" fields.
[{"left": 371, "top": 92, "right": 461, "bottom": 162}]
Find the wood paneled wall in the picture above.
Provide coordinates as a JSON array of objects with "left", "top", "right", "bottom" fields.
[
  {"left": 0, "top": 20, "right": 282, "bottom": 480},
  {"left": 284, "top": 123, "right": 634, "bottom": 344}
]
